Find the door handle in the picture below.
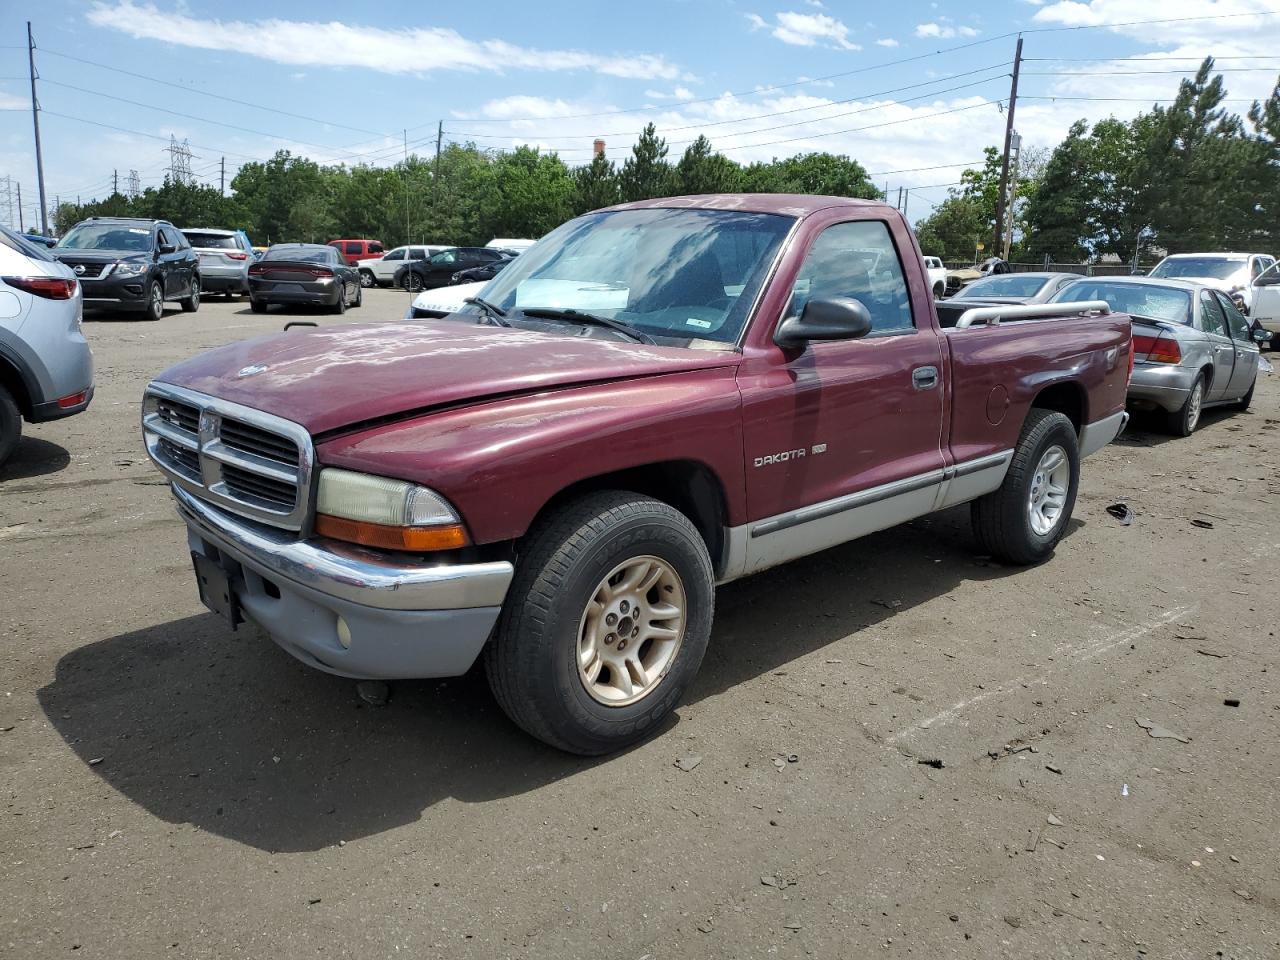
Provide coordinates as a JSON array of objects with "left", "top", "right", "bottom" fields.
[{"left": 912, "top": 365, "right": 939, "bottom": 390}]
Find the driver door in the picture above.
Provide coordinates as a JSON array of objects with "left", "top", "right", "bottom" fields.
[
  {"left": 1251, "top": 261, "right": 1280, "bottom": 330},
  {"left": 1197, "top": 290, "right": 1236, "bottom": 402},
  {"left": 1215, "top": 290, "right": 1260, "bottom": 399}
]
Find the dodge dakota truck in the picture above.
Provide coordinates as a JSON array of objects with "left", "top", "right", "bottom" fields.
[{"left": 141, "top": 195, "right": 1131, "bottom": 755}]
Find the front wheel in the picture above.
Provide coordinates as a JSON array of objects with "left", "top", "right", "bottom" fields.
[
  {"left": 401, "top": 272, "right": 423, "bottom": 293},
  {"left": 0, "top": 384, "right": 21, "bottom": 469},
  {"left": 1166, "top": 373, "right": 1204, "bottom": 436},
  {"left": 180, "top": 276, "right": 200, "bottom": 312},
  {"left": 144, "top": 281, "right": 164, "bottom": 322},
  {"left": 972, "top": 409, "right": 1080, "bottom": 565},
  {"left": 353, "top": 284, "right": 363, "bottom": 308},
  {"left": 359, "top": 270, "right": 375, "bottom": 288},
  {"left": 485, "top": 491, "right": 714, "bottom": 755}
]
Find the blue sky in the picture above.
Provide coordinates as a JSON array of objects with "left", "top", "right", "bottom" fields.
[{"left": 2, "top": 0, "right": 1279, "bottom": 229}]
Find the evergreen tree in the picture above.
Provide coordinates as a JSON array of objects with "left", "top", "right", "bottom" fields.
[
  {"left": 573, "top": 151, "right": 620, "bottom": 213},
  {"left": 619, "top": 123, "right": 674, "bottom": 202},
  {"left": 674, "top": 136, "right": 742, "bottom": 195}
]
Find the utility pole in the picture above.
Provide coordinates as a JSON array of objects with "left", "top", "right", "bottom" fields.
[
  {"left": 1002, "top": 131, "right": 1022, "bottom": 260},
  {"left": 113, "top": 169, "right": 118, "bottom": 196},
  {"left": 902, "top": 189, "right": 909, "bottom": 219},
  {"left": 219, "top": 156, "right": 225, "bottom": 195},
  {"left": 27, "top": 22, "right": 49, "bottom": 236},
  {"left": 992, "top": 35, "right": 1023, "bottom": 257},
  {"left": 403, "top": 129, "right": 411, "bottom": 250},
  {"left": 17, "top": 182, "right": 24, "bottom": 231},
  {"left": 434, "top": 121, "right": 443, "bottom": 191}
]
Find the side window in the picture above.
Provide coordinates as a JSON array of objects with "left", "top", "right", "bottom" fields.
[
  {"left": 1250, "top": 258, "right": 1262, "bottom": 279},
  {"left": 384, "top": 249, "right": 405, "bottom": 261},
  {"left": 176, "top": 230, "right": 190, "bottom": 250},
  {"left": 344, "top": 242, "right": 361, "bottom": 255},
  {"left": 368, "top": 242, "right": 384, "bottom": 255},
  {"left": 788, "top": 220, "right": 913, "bottom": 335},
  {"left": 1215, "top": 291, "right": 1251, "bottom": 341},
  {"left": 1199, "top": 290, "right": 1227, "bottom": 335},
  {"left": 409, "top": 247, "right": 426, "bottom": 260},
  {"left": 157, "top": 227, "right": 173, "bottom": 250}
]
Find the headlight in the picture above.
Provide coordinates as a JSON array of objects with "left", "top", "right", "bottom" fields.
[
  {"left": 314, "top": 467, "right": 468, "bottom": 551},
  {"left": 451, "top": 271, "right": 463, "bottom": 281},
  {"left": 114, "top": 262, "right": 147, "bottom": 277}
]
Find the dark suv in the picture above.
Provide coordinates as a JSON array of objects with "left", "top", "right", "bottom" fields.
[
  {"left": 53, "top": 217, "right": 200, "bottom": 321},
  {"left": 394, "top": 246, "right": 507, "bottom": 292}
]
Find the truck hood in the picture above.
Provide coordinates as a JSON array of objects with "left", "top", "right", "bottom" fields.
[{"left": 154, "top": 320, "right": 740, "bottom": 436}]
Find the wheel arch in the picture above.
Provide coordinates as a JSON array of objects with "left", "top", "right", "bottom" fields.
[
  {"left": 0, "top": 350, "right": 35, "bottom": 418},
  {"left": 527, "top": 459, "right": 729, "bottom": 575},
  {"left": 1029, "top": 380, "right": 1087, "bottom": 435}
]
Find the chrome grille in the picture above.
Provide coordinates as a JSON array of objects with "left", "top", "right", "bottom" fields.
[
  {"left": 62, "top": 261, "right": 111, "bottom": 279},
  {"left": 141, "top": 383, "right": 314, "bottom": 531}
]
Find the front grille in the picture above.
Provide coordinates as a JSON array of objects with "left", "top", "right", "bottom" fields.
[
  {"left": 219, "top": 419, "right": 298, "bottom": 466},
  {"left": 64, "top": 261, "right": 110, "bottom": 279},
  {"left": 411, "top": 307, "right": 448, "bottom": 320},
  {"left": 141, "top": 384, "right": 314, "bottom": 531},
  {"left": 223, "top": 464, "right": 297, "bottom": 508}
]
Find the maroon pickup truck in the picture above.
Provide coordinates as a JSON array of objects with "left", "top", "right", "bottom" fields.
[{"left": 141, "top": 195, "right": 1131, "bottom": 754}]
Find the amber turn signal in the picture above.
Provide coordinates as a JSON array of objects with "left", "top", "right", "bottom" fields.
[{"left": 315, "top": 514, "right": 469, "bottom": 552}]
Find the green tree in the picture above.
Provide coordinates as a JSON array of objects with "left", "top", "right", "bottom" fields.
[
  {"left": 913, "top": 195, "right": 988, "bottom": 261},
  {"left": 478, "top": 146, "right": 575, "bottom": 239},
  {"left": 674, "top": 136, "right": 742, "bottom": 195},
  {"left": 741, "top": 152, "right": 878, "bottom": 197},
  {"left": 619, "top": 123, "right": 674, "bottom": 202},
  {"left": 572, "top": 151, "right": 619, "bottom": 213}
]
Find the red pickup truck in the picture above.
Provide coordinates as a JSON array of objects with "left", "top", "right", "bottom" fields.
[{"left": 141, "top": 195, "right": 1131, "bottom": 754}]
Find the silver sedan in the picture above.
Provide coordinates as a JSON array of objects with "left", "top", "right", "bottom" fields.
[
  {"left": 1049, "top": 276, "right": 1266, "bottom": 435},
  {"left": 947, "top": 271, "right": 1081, "bottom": 304}
]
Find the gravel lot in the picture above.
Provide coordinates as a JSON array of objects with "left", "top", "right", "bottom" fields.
[{"left": 2, "top": 288, "right": 1278, "bottom": 959}]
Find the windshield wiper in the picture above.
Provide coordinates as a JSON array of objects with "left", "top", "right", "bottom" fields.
[
  {"left": 519, "top": 307, "right": 654, "bottom": 344},
  {"left": 464, "top": 296, "right": 511, "bottom": 327}
]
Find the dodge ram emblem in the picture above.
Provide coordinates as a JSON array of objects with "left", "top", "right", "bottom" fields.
[{"left": 236, "top": 364, "right": 269, "bottom": 378}]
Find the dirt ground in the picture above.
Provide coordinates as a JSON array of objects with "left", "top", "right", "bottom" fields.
[{"left": 2, "top": 288, "right": 1278, "bottom": 959}]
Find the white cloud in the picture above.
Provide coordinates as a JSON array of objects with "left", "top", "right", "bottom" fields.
[
  {"left": 644, "top": 87, "right": 698, "bottom": 101},
  {"left": 915, "top": 22, "right": 980, "bottom": 39},
  {"left": 876, "top": 38, "right": 900, "bottom": 47},
  {"left": 746, "top": 11, "right": 862, "bottom": 50},
  {"left": 0, "top": 91, "right": 25, "bottom": 110},
  {"left": 86, "top": 1, "right": 684, "bottom": 80}
]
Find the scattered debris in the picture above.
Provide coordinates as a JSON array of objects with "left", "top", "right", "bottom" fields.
[
  {"left": 1196, "top": 648, "right": 1228, "bottom": 658},
  {"left": 1234, "top": 890, "right": 1253, "bottom": 901},
  {"left": 1004, "top": 916, "right": 1022, "bottom": 929},
  {"left": 87, "top": 757, "right": 103, "bottom": 766},
  {"left": 917, "top": 758, "right": 944, "bottom": 770},
  {"left": 1190, "top": 518, "right": 1215, "bottom": 530},
  {"left": 1122, "top": 784, "right": 1129, "bottom": 797},
  {"left": 949, "top": 914, "right": 959, "bottom": 923},
  {"left": 1136, "top": 718, "right": 1191, "bottom": 743},
  {"left": 760, "top": 874, "right": 795, "bottom": 889},
  {"left": 871, "top": 599, "right": 903, "bottom": 610},
  {"left": 308, "top": 898, "right": 322, "bottom": 906},
  {"left": 696, "top": 921, "right": 714, "bottom": 934},
  {"left": 786, "top": 754, "right": 798, "bottom": 763},
  {"left": 675, "top": 756, "right": 703, "bottom": 772},
  {"left": 1223, "top": 699, "right": 1240, "bottom": 708},
  {"left": 1230, "top": 855, "right": 1240, "bottom": 863},
  {"left": 783, "top": 922, "right": 802, "bottom": 931},
  {"left": 1105, "top": 502, "right": 1134, "bottom": 525},
  {"left": 771, "top": 757, "right": 786, "bottom": 771},
  {"left": 1043, "top": 838, "right": 1067, "bottom": 850},
  {"left": 1045, "top": 763, "right": 1063, "bottom": 775},
  {"left": 1046, "top": 814, "right": 1064, "bottom": 827},
  {"left": 1026, "top": 829, "right": 1042, "bottom": 852},
  {"left": 355, "top": 680, "right": 390, "bottom": 707}
]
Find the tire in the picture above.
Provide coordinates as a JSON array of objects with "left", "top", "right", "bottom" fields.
[
  {"left": 359, "top": 270, "right": 375, "bottom": 288},
  {"left": 0, "top": 384, "right": 20, "bottom": 469},
  {"left": 331, "top": 284, "right": 347, "bottom": 315},
  {"left": 971, "top": 409, "right": 1080, "bottom": 565},
  {"left": 933, "top": 282, "right": 945, "bottom": 299},
  {"left": 1234, "top": 372, "right": 1256, "bottom": 410},
  {"left": 180, "top": 276, "right": 200, "bottom": 313},
  {"left": 485, "top": 490, "right": 715, "bottom": 755},
  {"left": 401, "top": 272, "right": 423, "bottom": 293},
  {"left": 353, "top": 284, "right": 363, "bottom": 308},
  {"left": 250, "top": 298, "right": 268, "bottom": 314},
  {"left": 1166, "top": 372, "right": 1205, "bottom": 436},
  {"left": 144, "top": 281, "right": 164, "bottom": 322}
]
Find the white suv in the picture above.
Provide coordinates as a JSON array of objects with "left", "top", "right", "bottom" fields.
[
  {"left": 357, "top": 245, "right": 449, "bottom": 288},
  {"left": 1148, "top": 252, "right": 1276, "bottom": 313},
  {"left": 923, "top": 256, "right": 947, "bottom": 298}
]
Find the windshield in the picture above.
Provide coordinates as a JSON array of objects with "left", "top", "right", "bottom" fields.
[
  {"left": 477, "top": 208, "right": 795, "bottom": 345},
  {"left": 959, "top": 274, "right": 1053, "bottom": 298},
  {"left": 1150, "top": 256, "right": 1246, "bottom": 281},
  {"left": 184, "top": 232, "right": 237, "bottom": 249},
  {"left": 0, "top": 225, "right": 55, "bottom": 262},
  {"left": 58, "top": 222, "right": 152, "bottom": 252},
  {"left": 1051, "top": 280, "right": 1192, "bottom": 324},
  {"left": 264, "top": 246, "right": 331, "bottom": 264}
]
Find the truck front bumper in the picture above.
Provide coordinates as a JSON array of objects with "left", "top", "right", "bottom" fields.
[{"left": 174, "top": 485, "right": 513, "bottom": 680}]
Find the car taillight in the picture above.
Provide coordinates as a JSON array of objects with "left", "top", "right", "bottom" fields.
[
  {"left": 3, "top": 276, "right": 78, "bottom": 300},
  {"left": 1132, "top": 332, "right": 1181, "bottom": 364},
  {"left": 1127, "top": 338, "right": 1134, "bottom": 383},
  {"left": 226, "top": 252, "right": 248, "bottom": 260},
  {"left": 248, "top": 264, "right": 266, "bottom": 275},
  {"left": 308, "top": 268, "right": 333, "bottom": 278}
]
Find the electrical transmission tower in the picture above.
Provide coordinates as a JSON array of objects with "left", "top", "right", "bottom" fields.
[
  {"left": 127, "top": 169, "right": 141, "bottom": 199},
  {"left": 165, "top": 135, "right": 195, "bottom": 185},
  {"left": 0, "top": 176, "right": 14, "bottom": 229}
]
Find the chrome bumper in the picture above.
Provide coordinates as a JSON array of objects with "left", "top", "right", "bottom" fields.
[{"left": 173, "top": 486, "right": 513, "bottom": 679}]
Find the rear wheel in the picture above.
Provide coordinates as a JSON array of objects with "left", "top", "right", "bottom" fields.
[
  {"left": 331, "top": 284, "right": 347, "bottom": 314},
  {"left": 485, "top": 491, "right": 714, "bottom": 755},
  {"left": 250, "top": 298, "right": 268, "bottom": 314},
  {"left": 144, "top": 281, "right": 164, "bottom": 322},
  {"left": 1166, "top": 373, "right": 1205, "bottom": 436},
  {"left": 353, "top": 284, "right": 363, "bottom": 308},
  {"left": 180, "top": 276, "right": 200, "bottom": 313},
  {"left": 401, "top": 272, "right": 423, "bottom": 293},
  {"left": 359, "top": 270, "right": 375, "bottom": 288},
  {"left": 972, "top": 409, "right": 1080, "bottom": 565},
  {"left": 0, "top": 384, "right": 21, "bottom": 469}
]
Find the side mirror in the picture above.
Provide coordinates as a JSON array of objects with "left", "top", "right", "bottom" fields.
[
  {"left": 158, "top": 242, "right": 176, "bottom": 255},
  {"left": 1251, "top": 326, "right": 1270, "bottom": 343},
  {"left": 775, "top": 297, "right": 873, "bottom": 349}
]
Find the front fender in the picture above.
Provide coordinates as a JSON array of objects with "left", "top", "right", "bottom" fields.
[{"left": 315, "top": 368, "right": 747, "bottom": 545}]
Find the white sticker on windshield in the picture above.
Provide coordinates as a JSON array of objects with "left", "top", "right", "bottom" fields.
[
  {"left": 685, "top": 318, "right": 712, "bottom": 329},
  {"left": 128, "top": 228, "right": 149, "bottom": 234}
]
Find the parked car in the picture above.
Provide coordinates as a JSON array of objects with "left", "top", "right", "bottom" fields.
[
  {"left": 945, "top": 256, "right": 1011, "bottom": 296},
  {"left": 357, "top": 244, "right": 449, "bottom": 288},
  {"left": 326, "top": 239, "right": 385, "bottom": 266},
  {"left": 450, "top": 257, "right": 512, "bottom": 285},
  {"left": 1147, "top": 252, "right": 1276, "bottom": 313},
  {"left": 404, "top": 280, "right": 486, "bottom": 319},
  {"left": 140, "top": 194, "right": 1130, "bottom": 754},
  {"left": 945, "top": 271, "right": 1080, "bottom": 304},
  {"left": 486, "top": 237, "right": 537, "bottom": 254},
  {"left": 180, "top": 227, "right": 254, "bottom": 298},
  {"left": 53, "top": 217, "right": 200, "bottom": 321},
  {"left": 0, "top": 225, "right": 94, "bottom": 467},
  {"left": 248, "top": 244, "right": 362, "bottom": 315},
  {"left": 923, "top": 256, "right": 947, "bottom": 297},
  {"left": 1244, "top": 260, "right": 1280, "bottom": 349},
  {"left": 1049, "top": 276, "right": 1265, "bottom": 435},
  {"left": 25, "top": 234, "right": 59, "bottom": 249},
  {"left": 394, "top": 246, "right": 508, "bottom": 292}
]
